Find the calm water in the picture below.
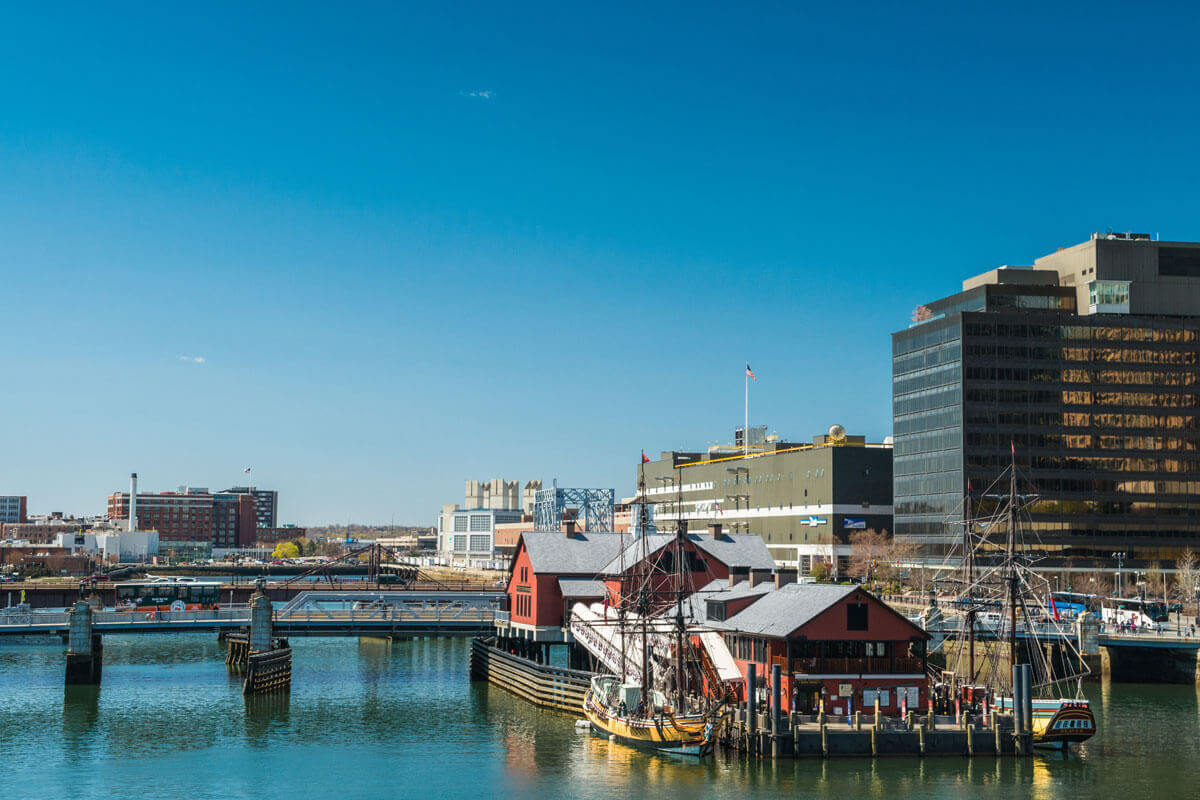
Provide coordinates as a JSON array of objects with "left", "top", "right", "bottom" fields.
[{"left": 1, "top": 635, "right": 1197, "bottom": 799}]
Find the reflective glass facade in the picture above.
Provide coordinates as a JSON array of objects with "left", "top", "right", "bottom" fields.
[{"left": 894, "top": 300, "right": 1200, "bottom": 556}]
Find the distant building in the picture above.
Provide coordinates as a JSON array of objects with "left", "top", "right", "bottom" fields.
[
  {"left": 254, "top": 525, "right": 309, "bottom": 546},
  {"left": 893, "top": 232, "right": 1200, "bottom": 557},
  {"left": 639, "top": 426, "right": 893, "bottom": 574},
  {"left": 107, "top": 485, "right": 257, "bottom": 548},
  {"left": 0, "top": 496, "right": 27, "bottom": 524},
  {"left": 1, "top": 518, "right": 87, "bottom": 545},
  {"left": 465, "top": 478, "right": 522, "bottom": 511},
  {"left": 438, "top": 507, "right": 524, "bottom": 567},
  {"left": 222, "top": 486, "right": 279, "bottom": 529}
]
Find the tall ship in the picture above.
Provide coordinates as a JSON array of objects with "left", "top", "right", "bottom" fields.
[
  {"left": 579, "top": 465, "right": 721, "bottom": 756},
  {"left": 932, "top": 453, "right": 1096, "bottom": 749}
]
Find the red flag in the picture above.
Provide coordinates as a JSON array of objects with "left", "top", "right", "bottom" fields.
[
  {"left": 641, "top": 450, "right": 650, "bottom": 464},
  {"left": 746, "top": 363, "right": 756, "bottom": 381},
  {"left": 1050, "top": 593, "right": 1060, "bottom": 622}
]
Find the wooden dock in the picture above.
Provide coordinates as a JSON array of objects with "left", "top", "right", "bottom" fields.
[{"left": 469, "top": 637, "right": 590, "bottom": 713}]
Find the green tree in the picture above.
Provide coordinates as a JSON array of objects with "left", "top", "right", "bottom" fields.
[{"left": 810, "top": 560, "right": 831, "bottom": 582}]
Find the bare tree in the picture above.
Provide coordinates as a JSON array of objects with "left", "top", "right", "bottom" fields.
[
  {"left": 1145, "top": 562, "right": 1167, "bottom": 599},
  {"left": 1176, "top": 550, "right": 1199, "bottom": 614},
  {"left": 848, "top": 529, "right": 889, "bottom": 584}
]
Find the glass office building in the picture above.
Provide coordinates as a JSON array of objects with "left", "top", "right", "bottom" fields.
[{"left": 893, "top": 233, "right": 1200, "bottom": 559}]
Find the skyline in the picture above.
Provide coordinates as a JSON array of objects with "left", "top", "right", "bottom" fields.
[{"left": 4, "top": 2, "right": 1200, "bottom": 525}]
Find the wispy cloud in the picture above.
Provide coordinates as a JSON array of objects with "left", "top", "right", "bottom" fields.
[
  {"left": 461, "top": 89, "right": 495, "bottom": 100},
  {"left": 178, "top": 355, "right": 206, "bottom": 364}
]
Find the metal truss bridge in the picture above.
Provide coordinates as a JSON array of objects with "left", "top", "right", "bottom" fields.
[{"left": 0, "top": 591, "right": 502, "bottom": 638}]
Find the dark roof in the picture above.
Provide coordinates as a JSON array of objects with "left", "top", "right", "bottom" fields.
[
  {"left": 519, "top": 532, "right": 625, "bottom": 575},
  {"left": 684, "top": 578, "right": 775, "bottom": 626},
  {"left": 598, "top": 533, "right": 774, "bottom": 576},
  {"left": 557, "top": 577, "right": 607, "bottom": 598},
  {"left": 721, "top": 583, "right": 860, "bottom": 638}
]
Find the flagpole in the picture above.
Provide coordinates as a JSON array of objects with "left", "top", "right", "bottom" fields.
[{"left": 744, "top": 366, "right": 749, "bottom": 456}]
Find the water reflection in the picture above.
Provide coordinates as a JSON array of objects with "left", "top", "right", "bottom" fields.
[{"left": 243, "top": 691, "right": 291, "bottom": 747}]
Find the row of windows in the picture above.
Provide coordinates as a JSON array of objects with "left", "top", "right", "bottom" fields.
[
  {"left": 965, "top": 453, "right": 1200, "bottom": 474},
  {"left": 961, "top": 320, "right": 1200, "bottom": 343},
  {"left": 894, "top": 450, "right": 962, "bottom": 477},
  {"left": 895, "top": 473, "right": 962, "bottom": 497},
  {"left": 964, "top": 366, "right": 1199, "bottom": 386},
  {"left": 965, "top": 432, "right": 1200, "bottom": 452},
  {"left": 962, "top": 344, "right": 1199, "bottom": 364},
  {"left": 513, "top": 594, "right": 531, "bottom": 617},
  {"left": 892, "top": 320, "right": 961, "bottom": 358},
  {"left": 893, "top": 363, "right": 962, "bottom": 397},
  {"left": 893, "top": 341, "right": 962, "bottom": 379},
  {"left": 963, "top": 388, "right": 1200, "bottom": 408},
  {"left": 894, "top": 428, "right": 962, "bottom": 457},
  {"left": 963, "top": 410, "right": 1198, "bottom": 430},
  {"left": 894, "top": 408, "right": 963, "bottom": 436},
  {"left": 893, "top": 385, "right": 961, "bottom": 417}
]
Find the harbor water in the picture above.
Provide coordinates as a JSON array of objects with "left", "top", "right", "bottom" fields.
[{"left": 1, "top": 635, "right": 1197, "bottom": 799}]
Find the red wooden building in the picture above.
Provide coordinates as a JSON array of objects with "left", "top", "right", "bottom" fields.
[
  {"left": 500, "top": 529, "right": 774, "bottom": 644},
  {"left": 696, "top": 577, "right": 930, "bottom": 716}
]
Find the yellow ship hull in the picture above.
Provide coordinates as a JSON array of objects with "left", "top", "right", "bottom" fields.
[
  {"left": 998, "top": 697, "right": 1096, "bottom": 748},
  {"left": 583, "top": 688, "right": 714, "bottom": 756}
]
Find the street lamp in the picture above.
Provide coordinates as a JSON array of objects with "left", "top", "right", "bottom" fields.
[{"left": 1112, "top": 552, "right": 1126, "bottom": 597}]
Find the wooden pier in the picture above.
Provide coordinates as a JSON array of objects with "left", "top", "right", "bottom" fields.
[{"left": 469, "top": 637, "right": 590, "bottom": 713}]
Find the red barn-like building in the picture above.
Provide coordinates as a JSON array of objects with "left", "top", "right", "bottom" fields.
[
  {"left": 501, "top": 529, "right": 775, "bottom": 644},
  {"left": 693, "top": 577, "right": 931, "bottom": 715}
]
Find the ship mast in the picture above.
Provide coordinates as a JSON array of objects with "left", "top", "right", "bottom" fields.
[
  {"left": 673, "top": 466, "right": 687, "bottom": 711},
  {"left": 1007, "top": 446, "right": 1019, "bottom": 683},
  {"left": 964, "top": 483, "right": 976, "bottom": 685}
]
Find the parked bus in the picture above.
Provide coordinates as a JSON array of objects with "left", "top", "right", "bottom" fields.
[
  {"left": 114, "top": 578, "right": 221, "bottom": 612},
  {"left": 1101, "top": 597, "right": 1168, "bottom": 631}
]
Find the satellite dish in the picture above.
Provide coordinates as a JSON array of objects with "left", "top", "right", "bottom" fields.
[{"left": 827, "top": 424, "right": 846, "bottom": 442}]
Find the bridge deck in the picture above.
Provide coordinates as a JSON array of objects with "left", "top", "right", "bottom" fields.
[{"left": 0, "top": 591, "right": 503, "bottom": 638}]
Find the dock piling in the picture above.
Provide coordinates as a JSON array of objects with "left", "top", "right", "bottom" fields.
[{"left": 65, "top": 601, "right": 101, "bottom": 685}]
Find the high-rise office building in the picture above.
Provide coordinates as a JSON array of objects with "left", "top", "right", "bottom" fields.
[{"left": 893, "top": 233, "right": 1200, "bottom": 559}]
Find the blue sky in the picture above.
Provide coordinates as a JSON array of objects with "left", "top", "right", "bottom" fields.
[{"left": 3, "top": 1, "right": 1198, "bottom": 525}]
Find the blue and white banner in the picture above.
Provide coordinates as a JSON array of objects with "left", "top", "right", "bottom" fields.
[
  {"left": 842, "top": 518, "right": 867, "bottom": 529},
  {"left": 803, "top": 516, "right": 828, "bottom": 527}
]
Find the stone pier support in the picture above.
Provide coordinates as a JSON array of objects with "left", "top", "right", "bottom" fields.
[{"left": 65, "top": 601, "right": 102, "bottom": 685}]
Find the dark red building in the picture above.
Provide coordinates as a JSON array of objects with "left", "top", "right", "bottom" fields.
[
  {"left": 501, "top": 529, "right": 775, "bottom": 644},
  {"left": 107, "top": 489, "right": 256, "bottom": 547},
  {"left": 697, "top": 578, "right": 931, "bottom": 716}
]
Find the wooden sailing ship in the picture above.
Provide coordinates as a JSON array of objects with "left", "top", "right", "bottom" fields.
[
  {"left": 580, "top": 462, "right": 719, "bottom": 756},
  {"left": 934, "top": 451, "right": 1096, "bottom": 749}
]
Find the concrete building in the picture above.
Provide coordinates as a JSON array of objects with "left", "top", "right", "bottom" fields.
[
  {"left": 0, "top": 496, "right": 27, "bottom": 524},
  {"left": 465, "top": 479, "right": 520, "bottom": 511},
  {"left": 639, "top": 426, "right": 893, "bottom": 574},
  {"left": 893, "top": 232, "right": 1200, "bottom": 559},
  {"left": 55, "top": 530, "right": 159, "bottom": 562},
  {"left": 222, "top": 486, "right": 279, "bottom": 529},
  {"left": 438, "top": 506, "right": 524, "bottom": 568}
]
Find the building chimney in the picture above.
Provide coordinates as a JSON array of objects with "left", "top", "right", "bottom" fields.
[
  {"left": 708, "top": 522, "right": 728, "bottom": 541},
  {"left": 749, "top": 568, "right": 772, "bottom": 588},
  {"left": 565, "top": 519, "right": 578, "bottom": 539},
  {"left": 774, "top": 568, "right": 798, "bottom": 589},
  {"left": 128, "top": 472, "right": 138, "bottom": 533},
  {"left": 728, "top": 566, "right": 749, "bottom": 587}
]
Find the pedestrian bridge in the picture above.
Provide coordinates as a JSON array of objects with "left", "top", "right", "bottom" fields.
[{"left": 0, "top": 591, "right": 502, "bottom": 638}]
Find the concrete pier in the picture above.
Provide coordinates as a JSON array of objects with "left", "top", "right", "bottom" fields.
[{"left": 65, "top": 601, "right": 102, "bottom": 685}]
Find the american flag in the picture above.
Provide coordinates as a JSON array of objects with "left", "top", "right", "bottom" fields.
[{"left": 746, "top": 363, "right": 756, "bottom": 381}]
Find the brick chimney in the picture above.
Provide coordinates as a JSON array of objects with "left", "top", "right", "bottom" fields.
[
  {"left": 749, "top": 568, "right": 772, "bottom": 588},
  {"left": 728, "top": 566, "right": 749, "bottom": 586},
  {"left": 774, "top": 568, "right": 798, "bottom": 589},
  {"left": 565, "top": 519, "right": 578, "bottom": 539},
  {"left": 709, "top": 522, "right": 729, "bottom": 541}
]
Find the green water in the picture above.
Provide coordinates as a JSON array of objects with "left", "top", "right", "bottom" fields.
[{"left": 1, "top": 635, "right": 1197, "bottom": 799}]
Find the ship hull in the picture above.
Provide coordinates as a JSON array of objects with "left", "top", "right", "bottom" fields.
[
  {"left": 997, "top": 697, "right": 1096, "bottom": 747},
  {"left": 583, "top": 686, "right": 714, "bottom": 756}
]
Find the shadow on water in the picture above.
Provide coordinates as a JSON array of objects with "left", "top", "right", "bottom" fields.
[
  {"left": 62, "top": 683, "right": 101, "bottom": 762},
  {"left": 244, "top": 691, "right": 291, "bottom": 747}
]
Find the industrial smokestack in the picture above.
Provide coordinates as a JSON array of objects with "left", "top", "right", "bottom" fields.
[{"left": 128, "top": 472, "right": 138, "bottom": 533}]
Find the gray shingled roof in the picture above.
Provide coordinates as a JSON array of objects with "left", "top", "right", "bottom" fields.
[
  {"left": 683, "top": 578, "right": 775, "bottom": 626},
  {"left": 721, "top": 583, "right": 859, "bottom": 638},
  {"left": 520, "top": 532, "right": 626, "bottom": 575},
  {"left": 557, "top": 577, "right": 608, "bottom": 598},
  {"left": 597, "top": 533, "right": 775, "bottom": 576}
]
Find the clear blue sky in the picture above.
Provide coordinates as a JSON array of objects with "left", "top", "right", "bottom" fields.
[{"left": 3, "top": 1, "right": 1198, "bottom": 525}]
